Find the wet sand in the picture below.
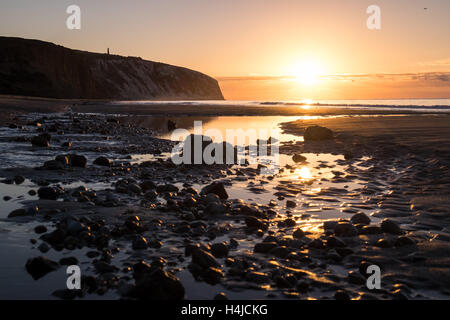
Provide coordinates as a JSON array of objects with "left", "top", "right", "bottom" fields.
[
  {"left": 2, "top": 95, "right": 450, "bottom": 119},
  {"left": 0, "top": 96, "right": 449, "bottom": 300}
]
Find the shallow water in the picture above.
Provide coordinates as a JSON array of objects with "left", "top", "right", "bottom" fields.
[
  {"left": 110, "top": 98, "right": 450, "bottom": 112},
  {"left": 1, "top": 112, "right": 446, "bottom": 300}
]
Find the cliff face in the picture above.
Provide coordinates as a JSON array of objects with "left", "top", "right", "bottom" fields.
[{"left": 0, "top": 37, "right": 224, "bottom": 100}]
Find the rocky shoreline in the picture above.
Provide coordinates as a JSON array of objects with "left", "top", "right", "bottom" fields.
[{"left": 0, "top": 111, "right": 449, "bottom": 300}]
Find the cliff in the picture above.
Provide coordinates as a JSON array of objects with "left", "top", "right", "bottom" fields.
[{"left": 0, "top": 37, "right": 224, "bottom": 100}]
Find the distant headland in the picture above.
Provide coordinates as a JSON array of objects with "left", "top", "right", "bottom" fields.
[{"left": 0, "top": 36, "right": 224, "bottom": 100}]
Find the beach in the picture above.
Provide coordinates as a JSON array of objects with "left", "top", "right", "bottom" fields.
[{"left": 0, "top": 95, "right": 449, "bottom": 299}]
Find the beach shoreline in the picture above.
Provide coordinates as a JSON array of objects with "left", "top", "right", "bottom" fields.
[
  {"left": 2, "top": 95, "right": 450, "bottom": 121},
  {"left": 0, "top": 96, "right": 449, "bottom": 300}
]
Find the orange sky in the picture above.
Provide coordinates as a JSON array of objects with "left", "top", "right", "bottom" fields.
[{"left": 1, "top": 0, "right": 449, "bottom": 99}]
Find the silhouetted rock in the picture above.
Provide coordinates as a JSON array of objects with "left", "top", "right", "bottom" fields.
[
  {"left": 25, "top": 256, "right": 59, "bottom": 280},
  {"left": 201, "top": 182, "right": 228, "bottom": 199},
  {"left": 304, "top": 125, "right": 333, "bottom": 141},
  {"left": 93, "top": 156, "right": 111, "bottom": 166},
  {"left": 31, "top": 134, "right": 50, "bottom": 147}
]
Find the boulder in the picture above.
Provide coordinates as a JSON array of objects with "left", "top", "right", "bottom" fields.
[
  {"left": 93, "top": 156, "right": 111, "bottom": 166},
  {"left": 381, "top": 219, "right": 402, "bottom": 235},
  {"left": 192, "top": 248, "right": 220, "bottom": 269},
  {"left": 31, "top": 134, "right": 50, "bottom": 147},
  {"left": 292, "top": 154, "right": 307, "bottom": 163},
  {"left": 201, "top": 182, "right": 228, "bottom": 200},
  {"left": 304, "top": 125, "right": 333, "bottom": 141},
  {"left": 350, "top": 212, "right": 371, "bottom": 225}
]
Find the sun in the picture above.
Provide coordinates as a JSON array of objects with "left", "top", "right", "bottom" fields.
[{"left": 290, "top": 60, "right": 323, "bottom": 85}]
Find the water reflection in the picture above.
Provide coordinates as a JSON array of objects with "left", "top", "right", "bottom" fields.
[{"left": 294, "top": 166, "right": 313, "bottom": 180}]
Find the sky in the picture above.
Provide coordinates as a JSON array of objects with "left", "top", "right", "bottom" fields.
[{"left": 1, "top": 0, "right": 449, "bottom": 100}]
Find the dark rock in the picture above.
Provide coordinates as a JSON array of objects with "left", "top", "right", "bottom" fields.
[
  {"left": 127, "top": 267, "right": 185, "bottom": 300},
  {"left": 269, "top": 246, "right": 290, "bottom": 258},
  {"left": 34, "top": 225, "right": 48, "bottom": 234},
  {"left": 59, "top": 257, "right": 79, "bottom": 265},
  {"left": 211, "top": 242, "right": 229, "bottom": 258},
  {"left": 41, "top": 228, "right": 66, "bottom": 246},
  {"left": 132, "top": 236, "right": 148, "bottom": 250},
  {"left": 144, "top": 191, "right": 158, "bottom": 200},
  {"left": 129, "top": 183, "right": 142, "bottom": 194},
  {"left": 14, "top": 175, "right": 25, "bottom": 184},
  {"left": 381, "top": 219, "right": 402, "bottom": 235},
  {"left": 167, "top": 120, "right": 177, "bottom": 131},
  {"left": 245, "top": 216, "right": 267, "bottom": 230},
  {"left": 326, "top": 236, "right": 346, "bottom": 248},
  {"left": 31, "top": 134, "right": 50, "bottom": 147},
  {"left": 184, "top": 243, "right": 201, "bottom": 257},
  {"left": 344, "top": 151, "right": 353, "bottom": 160},
  {"left": 55, "top": 155, "right": 70, "bottom": 166},
  {"left": 38, "top": 186, "right": 63, "bottom": 200},
  {"left": 38, "top": 243, "right": 50, "bottom": 253},
  {"left": 25, "top": 256, "right": 59, "bottom": 280},
  {"left": 308, "top": 239, "right": 325, "bottom": 249},
  {"left": 284, "top": 218, "right": 297, "bottom": 227},
  {"left": 334, "top": 289, "right": 350, "bottom": 300},
  {"left": 132, "top": 260, "right": 153, "bottom": 279},
  {"left": 376, "top": 238, "right": 394, "bottom": 248},
  {"left": 323, "top": 220, "right": 339, "bottom": 230},
  {"left": 348, "top": 270, "right": 366, "bottom": 285},
  {"left": 292, "top": 154, "right": 307, "bottom": 163},
  {"left": 334, "top": 222, "right": 358, "bottom": 237},
  {"left": 94, "top": 261, "right": 118, "bottom": 274},
  {"left": 394, "top": 236, "right": 415, "bottom": 247},
  {"left": 66, "top": 220, "right": 85, "bottom": 234},
  {"left": 203, "top": 267, "right": 224, "bottom": 284},
  {"left": 8, "top": 208, "right": 29, "bottom": 218},
  {"left": 254, "top": 242, "right": 277, "bottom": 253},
  {"left": 43, "top": 160, "right": 65, "bottom": 170},
  {"left": 148, "top": 239, "right": 162, "bottom": 249},
  {"left": 200, "top": 182, "right": 228, "bottom": 200},
  {"left": 70, "top": 155, "right": 87, "bottom": 168},
  {"left": 107, "top": 118, "right": 119, "bottom": 124},
  {"left": 93, "top": 156, "right": 111, "bottom": 166},
  {"left": 245, "top": 271, "right": 270, "bottom": 283},
  {"left": 350, "top": 212, "right": 371, "bottom": 225},
  {"left": 304, "top": 125, "right": 333, "bottom": 141},
  {"left": 292, "top": 228, "right": 305, "bottom": 238},
  {"left": 192, "top": 248, "right": 220, "bottom": 269},
  {"left": 360, "top": 225, "right": 383, "bottom": 235},
  {"left": 140, "top": 180, "right": 157, "bottom": 191},
  {"left": 86, "top": 251, "right": 100, "bottom": 258},
  {"left": 358, "top": 261, "right": 372, "bottom": 277},
  {"left": 205, "top": 202, "right": 227, "bottom": 215},
  {"left": 286, "top": 200, "right": 296, "bottom": 208}
]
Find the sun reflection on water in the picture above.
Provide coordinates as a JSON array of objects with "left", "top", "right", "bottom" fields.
[{"left": 295, "top": 166, "right": 313, "bottom": 180}]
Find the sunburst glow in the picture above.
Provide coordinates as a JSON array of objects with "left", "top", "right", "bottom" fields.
[
  {"left": 295, "top": 166, "right": 313, "bottom": 180},
  {"left": 290, "top": 60, "right": 323, "bottom": 85}
]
